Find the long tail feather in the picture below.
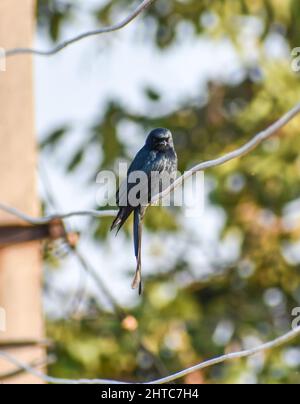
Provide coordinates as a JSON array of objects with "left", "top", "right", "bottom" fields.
[{"left": 132, "top": 208, "right": 143, "bottom": 294}]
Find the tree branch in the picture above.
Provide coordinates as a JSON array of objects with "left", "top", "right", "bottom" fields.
[
  {"left": 4, "top": 0, "right": 156, "bottom": 58},
  {"left": 0, "top": 326, "right": 299, "bottom": 384}
]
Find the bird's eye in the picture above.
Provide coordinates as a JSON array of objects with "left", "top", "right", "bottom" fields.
[{"left": 158, "top": 136, "right": 169, "bottom": 142}]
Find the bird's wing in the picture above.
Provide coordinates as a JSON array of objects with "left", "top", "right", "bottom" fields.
[
  {"left": 116, "top": 147, "right": 149, "bottom": 206},
  {"left": 116, "top": 147, "right": 177, "bottom": 207},
  {"left": 112, "top": 147, "right": 151, "bottom": 234}
]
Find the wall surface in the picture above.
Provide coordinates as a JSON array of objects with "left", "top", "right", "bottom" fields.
[{"left": 0, "top": 0, "right": 45, "bottom": 384}]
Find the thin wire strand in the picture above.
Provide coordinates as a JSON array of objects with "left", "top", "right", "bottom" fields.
[
  {"left": 151, "top": 101, "right": 300, "bottom": 204},
  {"left": 0, "top": 326, "right": 299, "bottom": 384},
  {"left": 4, "top": 0, "right": 156, "bottom": 57},
  {"left": 0, "top": 355, "right": 55, "bottom": 382},
  {"left": 39, "top": 160, "right": 169, "bottom": 378},
  {"left": 0, "top": 202, "right": 117, "bottom": 224},
  {"left": 1, "top": 105, "right": 300, "bottom": 383},
  {"left": 151, "top": 327, "right": 300, "bottom": 384},
  {"left": 1, "top": 101, "right": 300, "bottom": 224},
  {"left": 39, "top": 160, "right": 119, "bottom": 316}
]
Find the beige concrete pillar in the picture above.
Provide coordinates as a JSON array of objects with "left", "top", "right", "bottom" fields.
[{"left": 0, "top": 0, "right": 45, "bottom": 384}]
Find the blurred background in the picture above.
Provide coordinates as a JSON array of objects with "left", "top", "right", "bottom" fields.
[{"left": 5, "top": 0, "right": 300, "bottom": 383}]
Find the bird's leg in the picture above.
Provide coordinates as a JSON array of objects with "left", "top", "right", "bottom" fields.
[{"left": 132, "top": 206, "right": 146, "bottom": 295}]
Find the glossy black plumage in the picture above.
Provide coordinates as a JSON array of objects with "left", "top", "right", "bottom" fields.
[{"left": 111, "top": 128, "right": 177, "bottom": 294}]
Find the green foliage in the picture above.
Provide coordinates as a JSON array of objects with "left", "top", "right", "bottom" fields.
[
  {"left": 37, "top": 0, "right": 73, "bottom": 42},
  {"left": 40, "top": 126, "right": 70, "bottom": 150},
  {"left": 38, "top": 0, "right": 300, "bottom": 384}
]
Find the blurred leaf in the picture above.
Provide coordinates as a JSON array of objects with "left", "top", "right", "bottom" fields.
[
  {"left": 40, "top": 126, "right": 69, "bottom": 149},
  {"left": 67, "top": 149, "right": 84, "bottom": 172},
  {"left": 38, "top": 0, "right": 300, "bottom": 385}
]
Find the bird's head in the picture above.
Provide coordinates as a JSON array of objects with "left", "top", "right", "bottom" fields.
[{"left": 146, "top": 128, "right": 174, "bottom": 152}]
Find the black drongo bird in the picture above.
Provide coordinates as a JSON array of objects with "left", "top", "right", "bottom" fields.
[{"left": 111, "top": 128, "right": 178, "bottom": 294}]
